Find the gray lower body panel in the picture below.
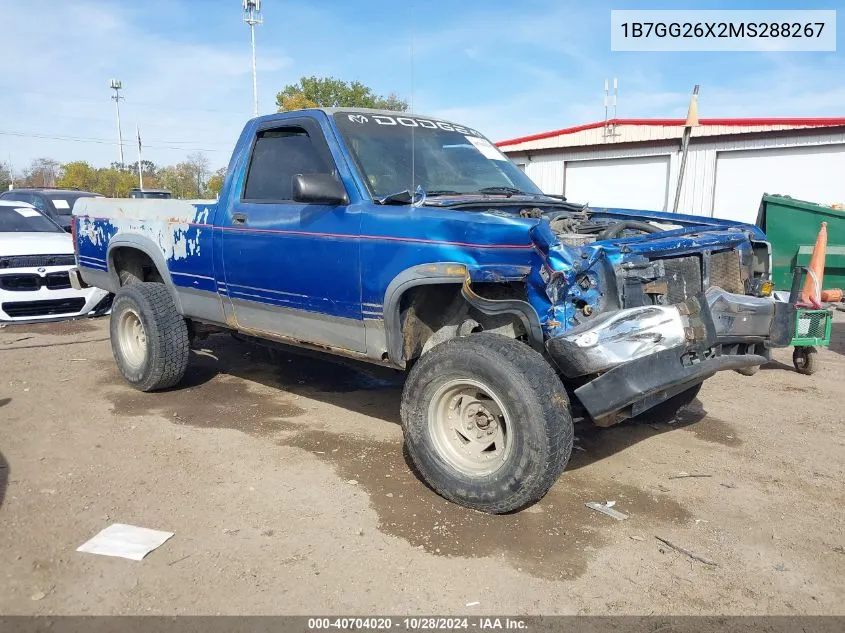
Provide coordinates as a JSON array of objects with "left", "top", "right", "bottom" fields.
[{"left": 230, "top": 297, "right": 367, "bottom": 354}]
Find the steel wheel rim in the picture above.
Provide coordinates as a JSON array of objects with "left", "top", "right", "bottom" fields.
[
  {"left": 428, "top": 378, "right": 512, "bottom": 477},
  {"left": 118, "top": 308, "right": 147, "bottom": 368}
]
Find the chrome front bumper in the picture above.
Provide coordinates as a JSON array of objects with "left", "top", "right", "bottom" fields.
[
  {"left": 547, "top": 287, "right": 795, "bottom": 423},
  {"left": 548, "top": 287, "right": 793, "bottom": 378}
]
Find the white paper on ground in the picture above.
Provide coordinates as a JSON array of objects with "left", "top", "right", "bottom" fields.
[{"left": 76, "top": 523, "right": 174, "bottom": 561}]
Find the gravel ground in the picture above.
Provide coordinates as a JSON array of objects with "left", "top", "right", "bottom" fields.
[{"left": 0, "top": 313, "right": 843, "bottom": 615}]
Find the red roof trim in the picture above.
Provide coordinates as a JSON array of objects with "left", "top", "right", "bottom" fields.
[{"left": 496, "top": 117, "right": 845, "bottom": 147}]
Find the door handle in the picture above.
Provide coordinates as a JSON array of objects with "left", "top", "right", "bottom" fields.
[{"left": 232, "top": 212, "right": 247, "bottom": 226}]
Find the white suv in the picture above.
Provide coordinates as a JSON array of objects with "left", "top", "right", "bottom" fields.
[{"left": 0, "top": 200, "right": 110, "bottom": 322}]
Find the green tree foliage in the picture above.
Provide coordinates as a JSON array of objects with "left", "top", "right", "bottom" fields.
[
  {"left": 57, "top": 161, "right": 98, "bottom": 191},
  {"left": 157, "top": 153, "right": 211, "bottom": 199},
  {"left": 276, "top": 76, "right": 408, "bottom": 112},
  {"left": 0, "top": 162, "right": 12, "bottom": 191},
  {"left": 8, "top": 154, "right": 224, "bottom": 199},
  {"left": 206, "top": 167, "right": 227, "bottom": 198}
]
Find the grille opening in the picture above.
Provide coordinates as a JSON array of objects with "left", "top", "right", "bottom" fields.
[
  {"left": 2, "top": 298, "right": 86, "bottom": 318},
  {"left": 0, "top": 272, "right": 72, "bottom": 291},
  {"left": 0, "top": 254, "right": 75, "bottom": 269}
]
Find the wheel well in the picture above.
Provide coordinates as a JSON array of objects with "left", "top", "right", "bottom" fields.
[
  {"left": 111, "top": 247, "right": 164, "bottom": 285},
  {"left": 398, "top": 282, "right": 529, "bottom": 363}
]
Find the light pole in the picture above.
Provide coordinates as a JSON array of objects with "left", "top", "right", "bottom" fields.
[
  {"left": 110, "top": 79, "right": 125, "bottom": 165},
  {"left": 242, "top": 0, "right": 263, "bottom": 117}
]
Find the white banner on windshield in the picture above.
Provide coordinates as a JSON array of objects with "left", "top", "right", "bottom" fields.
[{"left": 466, "top": 136, "right": 508, "bottom": 161}]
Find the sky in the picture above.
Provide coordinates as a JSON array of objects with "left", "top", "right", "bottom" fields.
[{"left": 1, "top": 0, "right": 843, "bottom": 171}]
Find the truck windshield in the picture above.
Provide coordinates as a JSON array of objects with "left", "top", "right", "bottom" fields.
[{"left": 333, "top": 112, "right": 543, "bottom": 199}]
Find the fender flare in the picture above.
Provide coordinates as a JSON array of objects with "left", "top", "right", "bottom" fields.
[
  {"left": 382, "top": 262, "right": 544, "bottom": 365},
  {"left": 106, "top": 236, "right": 184, "bottom": 314}
]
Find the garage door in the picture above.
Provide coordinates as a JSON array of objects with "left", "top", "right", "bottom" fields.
[
  {"left": 712, "top": 144, "right": 845, "bottom": 224},
  {"left": 564, "top": 155, "right": 670, "bottom": 210}
]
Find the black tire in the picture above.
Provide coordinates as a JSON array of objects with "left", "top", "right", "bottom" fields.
[
  {"left": 793, "top": 346, "right": 818, "bottom": 375},
  {"left": 110, "top": 282, "right": 190, "bottom": 391},
  {"left": 401, "top": 333, "right": 573, "bottom": 514},
  {"left": 735, "top": 365, "right": 760, "bottom": 376},
  {"left": 119, "top": 269, "right": 140, "bottom": 286},
  {"left": 633, "top": 382, "right": 703, "bottom": 424}
]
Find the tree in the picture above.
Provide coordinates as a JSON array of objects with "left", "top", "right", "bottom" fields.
[
  {"left": 206, "top": 167, "right": 227, "bottom": 198},
  {"left": 57, "top": 161, "right": 98, "bottom": 191},
  {"left": 139, "top": 160, "right": 158, "bottom": 177},
  {"left": 93, "top": 166, "right": 136, "bottom": 197},
  {"left": 276, "top": 76, "right": 408, "bottom": 112},
  {"left": 0, "top": 162, "right": 12, "bottom": 191},
  {"left": 21, "top": 158, "right": 61, "bottom": 188},
  {"left": 185, "top": 152, "right": 210, "bottom": 198}
]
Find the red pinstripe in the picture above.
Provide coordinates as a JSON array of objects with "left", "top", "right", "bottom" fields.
[{"left": 75, "top": 216, "right": 534, "bottom": 250}]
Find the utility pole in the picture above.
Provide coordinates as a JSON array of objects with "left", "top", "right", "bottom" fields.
[
  {"left": 136, "top": 124, "right": 143, "bottom": 190},
  {"left": 110, "top": 79, "right": 125, "bottom": 165},
  {"left": 672, "top": 85, "right": 700, "bottom": 213},
  {"left": 243, "top": 0, "right": 263, "bottom": 117}
]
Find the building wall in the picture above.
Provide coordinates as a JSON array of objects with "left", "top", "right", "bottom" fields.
[{"left": 506, "top": 129, "right": 845, "bottom": 220}]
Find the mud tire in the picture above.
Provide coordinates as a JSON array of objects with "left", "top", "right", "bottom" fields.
[
  {"left": 110, "top": 282, "right": 190, "bottom": 392},
  {"left": 401, "top": 333, "right": 573, "bottom": 514}
]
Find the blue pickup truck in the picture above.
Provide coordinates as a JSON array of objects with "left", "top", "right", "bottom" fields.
[{"left": 71, "top": 108, "right": 793, "bottom": 513}]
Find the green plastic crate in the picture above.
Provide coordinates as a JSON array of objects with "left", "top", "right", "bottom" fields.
[{"left": 791, "top": 308, "right": 832, "bottom": 347}]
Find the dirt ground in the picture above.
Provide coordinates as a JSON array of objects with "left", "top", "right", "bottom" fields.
[{"left": 0, "top": 313, "right": 843, "bottom": 615}]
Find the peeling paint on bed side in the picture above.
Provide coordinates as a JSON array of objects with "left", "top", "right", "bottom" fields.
[{"left": 73, "top": 198, "right": 217, "bottom": 282}]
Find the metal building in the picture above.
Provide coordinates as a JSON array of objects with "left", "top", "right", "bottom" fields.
[{"left": 497, "top": 118, "right": 845, "bottom": 224}]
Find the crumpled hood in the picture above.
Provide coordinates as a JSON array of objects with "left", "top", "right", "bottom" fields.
[{"left": 0, "top": 232, "right": 73, "bottom": 257}]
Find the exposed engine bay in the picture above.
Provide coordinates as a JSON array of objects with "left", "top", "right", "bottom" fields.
[{"left": 517, "top": 203, "right": 675, "bottom": 247}]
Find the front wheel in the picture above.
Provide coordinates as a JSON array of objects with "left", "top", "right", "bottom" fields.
[
  {"left": 735, "top": 365, "right": 760, "bottom": 376},
  {"left": 401, "top": 333, "right": 573, "bottom": 514},
  {"left": 110, "top": 282, "right": 190, "bottom": 391}
]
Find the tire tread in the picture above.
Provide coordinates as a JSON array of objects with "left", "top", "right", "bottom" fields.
[
  {"left": 401, "top": 333, "right": 573, "bottom": 514},
  {"left": 110, "top": 282, "right": 189, "bottom": 391}
]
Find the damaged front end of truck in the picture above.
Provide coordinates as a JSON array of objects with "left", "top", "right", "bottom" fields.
[{"left": 519, "top": 206, "right": 794, "bottom": 426}]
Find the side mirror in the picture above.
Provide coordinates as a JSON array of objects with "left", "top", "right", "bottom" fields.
[{"left": 292, "top": 174, "right": 348, "bottom": 205}]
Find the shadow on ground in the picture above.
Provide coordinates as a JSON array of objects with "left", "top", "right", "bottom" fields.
[
  {"left": 99, "top": 333, "right": 739, "bottom": 579},
  {"left": 829, "top": 320, "right": 844, "bottom": 356},
  {"left": 104, "top": 332, "right": 736, "bottom": 465},
  {"left": 0, "top": 449, "right": 8, "bottom": 511}
]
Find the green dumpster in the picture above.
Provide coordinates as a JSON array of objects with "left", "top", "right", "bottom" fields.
[{"left": 755, "top": 194, "right": 845, "bottom": 291}]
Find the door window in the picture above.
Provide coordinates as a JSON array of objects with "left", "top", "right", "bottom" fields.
[
  {"left": 29, "top": 195, "right": 51, "bottom": 214},
  {"left": 243, "top": 127, "right": 333, "bottom": 201}
]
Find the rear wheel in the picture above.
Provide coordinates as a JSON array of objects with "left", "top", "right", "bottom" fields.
[
  {"left": 110, "top": 282, "right": 190, "bottom": 391},
  {"left": 401, "top": 333, "right": 573, "bottom": 514}
]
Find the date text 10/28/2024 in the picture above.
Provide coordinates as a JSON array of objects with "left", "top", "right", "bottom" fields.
[{"left": 307, "top": 618, "right": 529, "bottom": 630}]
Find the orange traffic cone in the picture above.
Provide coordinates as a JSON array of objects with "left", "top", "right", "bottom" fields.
[
  {"left": 800, "top": 222, "right": 827, "bottom": 308},
  {"left": 821, "top": 288, "right": 843, "bottom": 303}
]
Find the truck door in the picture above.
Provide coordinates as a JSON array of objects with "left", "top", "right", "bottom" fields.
[{"left": 220, "top": 117, "right": 364, "bottom": 352}]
